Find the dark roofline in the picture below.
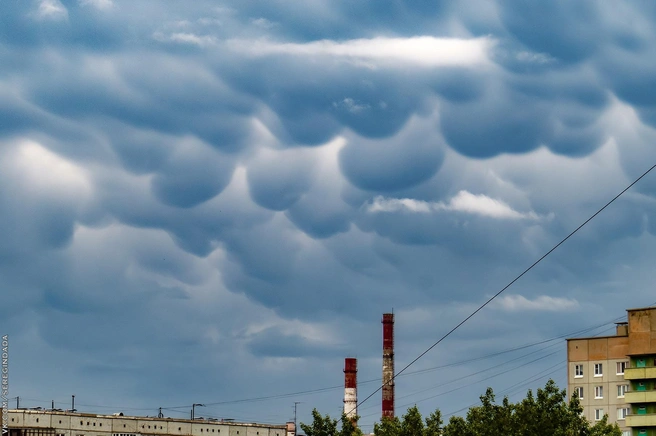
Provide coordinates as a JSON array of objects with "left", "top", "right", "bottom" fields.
[
  {"left": 566, "top": 334, "right": 628, "bottom": 341},
  {"left": 626, "top": 306, "right": 656, "bottom": 312}
]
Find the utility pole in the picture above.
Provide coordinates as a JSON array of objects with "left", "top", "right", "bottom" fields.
[
  {"left": 16, "top": 397, "right": 19, "bottom": 409},
  {"left": 293, "top": 402, "right": 301, "bottom": 436},
  {"left": 192, "top": 404, "right": 205, "bottom": 420},
  {"left": 158, "top": 408, "right": 163, "bottom": 418}
]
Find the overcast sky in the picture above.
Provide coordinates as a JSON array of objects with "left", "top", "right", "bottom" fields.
[{"left": 2, "top": 0, "right": 656, "bottom": 433}]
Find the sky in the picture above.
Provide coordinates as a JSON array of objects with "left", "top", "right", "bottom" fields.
[{"left": 2, "top": 0, "right": 656, "bottom": 433}]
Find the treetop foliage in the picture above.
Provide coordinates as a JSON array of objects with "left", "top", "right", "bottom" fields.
[{"left": 300, "top": 380, "right": 621, "bottom": 436}]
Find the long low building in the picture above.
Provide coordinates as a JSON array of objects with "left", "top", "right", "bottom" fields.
[{"left": 2, "top": 409, "right": 293, "bottom": 436}]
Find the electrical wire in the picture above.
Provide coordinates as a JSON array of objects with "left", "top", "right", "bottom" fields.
[
  {"left": 441, "top": 360, "right": 566, "bottom": 419},
  {"left": 161, "top": 314, "right": 624, "bottom": 412},
  {"left": 358, "top": 347, "right": 563, "bottom": 418},
  {"left": 349, "top": 162, "right": 656, "bottom": 418},
  {"left": 12, "top": 315, "right": 624, "bottom": 414}
]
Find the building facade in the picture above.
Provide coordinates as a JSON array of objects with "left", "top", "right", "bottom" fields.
[
  {"left": 568, "top": 306, "right": 656, "bottom": 436},
  {"left": 1, "top": 409, "right": 290, "bottom": 436}
]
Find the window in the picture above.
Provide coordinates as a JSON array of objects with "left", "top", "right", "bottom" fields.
[
  {"left": 574, "top": 387, "right": 584, "bottom": 399},
  {"left": 617, "top": 408, "right": 629, "bottom": 420},
  {"left": 617, "top": 361, "right": 627, "bottom": 374},
  {"left": 617, "top": 384, "right": 628, "bottom": 397},
  {"left": 595, "top": 409, "right": 604, "bottom": 421},
  {"left": 575, "top": 364, "right": 584, "bottom": 378},
  {"left": 621, "top": 432, "right": 630, "bottom": 436},
  {"left": 595, "top": 386, "right": 603, "bottom": 399},
  {"left": 594, "top": 363, "right": 603, "bottom": 377}
]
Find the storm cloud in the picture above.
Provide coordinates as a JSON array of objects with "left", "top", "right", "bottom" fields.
[{"left": 2, "top": 0, "right": 656, "bottom": 433}]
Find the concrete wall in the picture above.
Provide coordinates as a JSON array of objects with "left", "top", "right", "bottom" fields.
[{"left": 628, "top": 309, "right": 656, "bottom": 356}]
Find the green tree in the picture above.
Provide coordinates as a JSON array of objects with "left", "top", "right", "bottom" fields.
[
  {"left": 589, "top": 415, "right": 622, "bottom": 436},
  {"left": 423, "top": 409, "right": 443, "bottom": 436},
  {"left": 465, "top": 387, "right": 513, "bottom": 436},
  {"left": 339, "top": 414, "right": 363, "bottom": 436},
  {"left": 563, "top": 388, "right": 589, "bottom": 436},
  {"left": 300, "top": 409, "right": 338, "bottom": 436},
  {"left": 442, "top": 416, "right": 469, "bottom": 436},
  {"left": 373, "top": 416, "right": 401, "bottom": 436},
  {"left": 401, "top": 405, "right": 424, "bottom": 436},
  {"left": 304, "top": 379, "right": 621, "bottom": 436}
]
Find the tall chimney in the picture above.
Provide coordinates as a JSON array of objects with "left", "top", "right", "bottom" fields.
[
  {"left": 382, "top": 313, "right": 395, "bottom": 419},
  {"left": 343, "top": 358, "right": 358, "bottom": 421}
]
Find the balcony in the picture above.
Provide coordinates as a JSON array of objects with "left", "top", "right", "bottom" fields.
[
  {"left": 626, "top": 414, "right": 656, "bottom": 427},
  {"left": 625, "top": 391, "right": 656, "bottom": 403},
  {"left": 624, "top": 367, "right": 656, "bottom": 380}
]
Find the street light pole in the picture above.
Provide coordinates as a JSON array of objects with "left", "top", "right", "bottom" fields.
[
  {"left": 294, "top": 402, "right": 301, "bottom": 436},
  {"left": 191, "top": 404, "right": 205, "bottom": 420}
]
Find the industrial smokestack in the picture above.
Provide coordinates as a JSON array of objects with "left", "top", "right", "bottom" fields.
[
  {"left": 382, "top": 313, "right": 395, "bottom": 419},
  {"left": 343, "top": 358, "right": 357, "bottom": 421}
]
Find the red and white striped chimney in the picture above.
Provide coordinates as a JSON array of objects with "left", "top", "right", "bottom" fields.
[
  {"left": 343, "top": 358, "right": 357, "bottom": 421},
  {"left": 382, "top": 313, "right": 395, "bottom": 419}
]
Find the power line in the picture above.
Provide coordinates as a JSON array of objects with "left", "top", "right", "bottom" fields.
[
  {"left": 13, "top": 315, "right": 624, "bottom": 414},
  {"left": 441, "top": 360, "right": 566, "bottom": 419},
  {"left": 356, "top": 325, "right": 617, "bottom": 419},
  {"left": 360, "top": 313, "right": 638, "bottom": 422},
  {"left": 359, "top": 347, "right": 564, "bottom": 418},
  {"left": 350, "top": 162, "right": 656, "bottom": 417}
]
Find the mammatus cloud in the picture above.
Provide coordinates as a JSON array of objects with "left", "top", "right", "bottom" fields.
[
  {"left": 153, "top": 32, "right": 218, "bottom": 46},
  {"left": 34, "top": 0, "right": 68, "bottom": 20},
  {"left": 368, "top": 190, "right": 539, "bottom": 220},
  {"left": 5, "top": 1, "right": 656, "bottom": 432},
  {"left": 79, "top": 0, "right": 113, "bottom": 10},
  {"left": 228, "top": 36, "right": 494, "bottom": 67},
  {"left": 6, "top": 140, "right": 91, "bottom": 197},
  {"left": 493, "top": 294, "right": 580, "bottom": 312}
]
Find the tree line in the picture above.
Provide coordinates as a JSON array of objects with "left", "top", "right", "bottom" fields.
[{"left": 300, "top": 380, "right": 621, "bottom": 436}]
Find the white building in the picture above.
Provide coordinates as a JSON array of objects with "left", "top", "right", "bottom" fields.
[{"left": 2, "top": 409, "right": 291, "bottom": 436}]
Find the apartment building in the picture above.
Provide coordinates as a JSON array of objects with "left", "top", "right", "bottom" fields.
[{"left": 568, "top": 306, "right": 656, "bottom": 436}]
